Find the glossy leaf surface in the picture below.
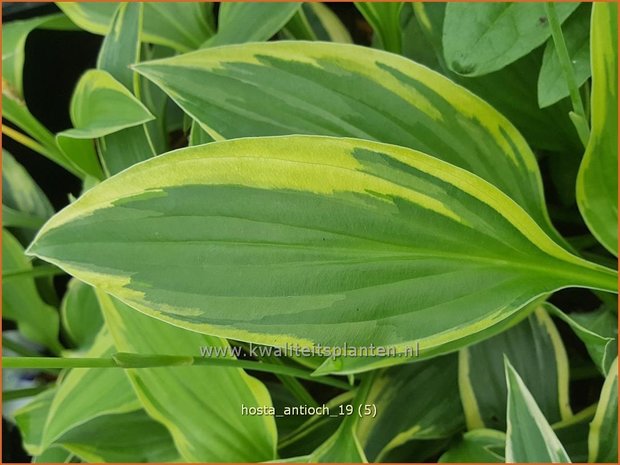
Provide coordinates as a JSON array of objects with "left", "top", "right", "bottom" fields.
[
  {"left": 135, "top": 41, "right": 564, "bottom": 243},
  {"left": 29, "top": 137, "right": 617, "bottom": 353}
]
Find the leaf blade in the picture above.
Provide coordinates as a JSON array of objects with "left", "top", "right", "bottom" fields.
[
  {"left": 576, "top": 2, "right": 618, "bottom": 256},
  {"left": 28, "top": 136, "right": 617, "bottom": 354}
]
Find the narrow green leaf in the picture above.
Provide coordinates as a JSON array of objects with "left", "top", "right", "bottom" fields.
[
  {"left": 2, "top": 229, "right": 61, "bottom": 354},
  {"left": 60, "top": 279, "right": 103, "bottom": 350},
  {"left": 96, "top": 3, "right": 156, "bottom": 176},
  {"left": 588, "top": 357, "right": 618, "bottom": 462},
  {"left": 538, "top": 5, "right": 591, "bottom": 108},
  {"left": 504, "top": 358, "right": 571, "bottom": 463},
  {"left": 576, "top": 2, "right": 618, "bottom": 256},
  {"left": 443, "top": 3, "right": 580, "bottom": 76},
  {"left": 2, "top": 150, "right": 54, "bottom": 241},
  {"left": 13, "top": 388, "right": 58, "bottom": 455},
  {"left": 2, "top": 149, "right": 52, "bottom": 218},
  {"left": 2, "top": 96, "right": 80, "bottom": 178},
  {"left": 59, "top": 411, "right": 179, "bottom": 463},
  {"left": 205, "top": 2, "right": 301, "bottom": 48},
  {"left": 189, "top": 120, "right": 214, "bottom": 146},
  {"left": 357, "top": 355, "right": 464, "bottom": 461},
  {"left": 56, "top": 69, "right": 155, "bottom": 179},
  {"left": 2, "top": 13, "right": 77, "bottom": 98},
  {"left": 2, "top": 205, "right": 46, "bottom": 229},
  {"left": 355, "top": 2, "right": 404, "bottom": 54},
  {"left": 438, "top": 429, "right": 506, "bottom": 463},
  {"left": 459, "top": 307, "right": 572, "bottom": 431},
  {"left": 2, "top": 13, "right": 85, "bottom": 178},
  {"left": 33, "top": 446, "right": 73, "bottom": 463},
  {"left": 281, "top": 375, "right": 374, "bottom": 463},
  {"left": 28, "top": 137, "right": 617, "bottom": 355},
  {"left": 58, "top": 2, "right": 214, "bottom": 52},
  {"left": 282, "top": 8, "right": 318, "bottom": 41},
  {"left": 299, "top": 3, "right": 352, "bottom": 43},
  {"left": 134, "top": 41, "right": 566, "bottom": 244},
  {"left": 411, "top": 3, "right": 582, "bottom": 155},
  {"left": 96, "top": 291, "right": 278, "bottom": 462},
  {"left": 545, "top": 302, "right": 616, "bottom": 375}
]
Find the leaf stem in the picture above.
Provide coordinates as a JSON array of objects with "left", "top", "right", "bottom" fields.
[
  {"left": 2, "top": 125, "right": 55, "bottom": 159},
  {"left": 545, "top": 2, "right": 590, "bottom": 146},
  {"left": 2, "top": 353, "right": 352, "bottom": 390}
]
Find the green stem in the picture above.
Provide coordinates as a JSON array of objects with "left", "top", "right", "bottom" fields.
[
  {"left": 3, "top": 385, "right": 49, "bottom": 401},
  {"left": 2, "top": 125, "right": 56, "bottom": 160},
  {"left": 3, "top": 353, "right": 351, "bottom": 390},
  {"left": 3, "top": 356, "right": 116, "bottom": 368},
  {"left": 545, "top": 2, "right": 590, "bottom": 146},
  {"left": 3, "top": 265, "right": 65, "bottom": 281}
]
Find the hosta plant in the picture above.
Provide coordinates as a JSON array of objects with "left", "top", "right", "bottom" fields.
[{"left": 2, "top": 1, "right": 618, "bottom": 463}]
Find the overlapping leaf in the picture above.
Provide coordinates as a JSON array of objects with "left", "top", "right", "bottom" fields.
[
  {"left": 2, "top": 229, "right": 61, "bottom": 353},
  {"left": 58, "top": 2, "right": 214, "bottom": 52},
  {"left": 28, "top": 137, "right": 617, "bottom": 355},
  {"left": 355, "top": 2, "right": 404, "bottom": 53},
  {"left": 576, "top": 2, "right": 618, "bottom": 256},
  {"left": 40, "top": 330, "right": 141, "bottom": 450},
  {"left": 2, "top": 150, "right": 53, "bottom": 242},
  {"left": 588, "top": 358, "right": 618, "bottom": 462},
  {"left": 357, "top": 355, "right": 464, "bottom": 461},
  {"left": 538, "top": 5, "right": 591, "bottom": 108},
  {"left": 205, "top": 2, "right": 301, "bottom": 48},
  {"left": 459, "top": 306, "right": 571, "bottom": 431},
  {"left": 134, "top": 41, "right": 568, "bottom": 244},
  {"left": 439, "top": 429, "right": 505, "bottom": 463},
  {"left": 443, "top": 3, "right": 579, "bottom": 76},
  {"left": 95, "top": 3, "right": 156, "bottom": 176},
  {"left": 60, "top": 279, "right": 103, "bottom": 350},
  {"left": 96, "top": 291, "right": 277, "bottom": 462},
  {"left": 56, "top": 69, "right": 154, "bottom": 180},
  {"left": 504, "top": 359, "right": 571, "bottom": 463}
]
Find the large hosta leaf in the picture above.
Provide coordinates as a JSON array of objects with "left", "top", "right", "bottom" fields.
[
  {"left": 576, "top": 2, "right": 618, "bottom": 256},
  {"left": 134, "top": 41, "right": 563, "bottom": 244},
  {"left": 28, "top": 136, "right": 617, "bottom": 354}
]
